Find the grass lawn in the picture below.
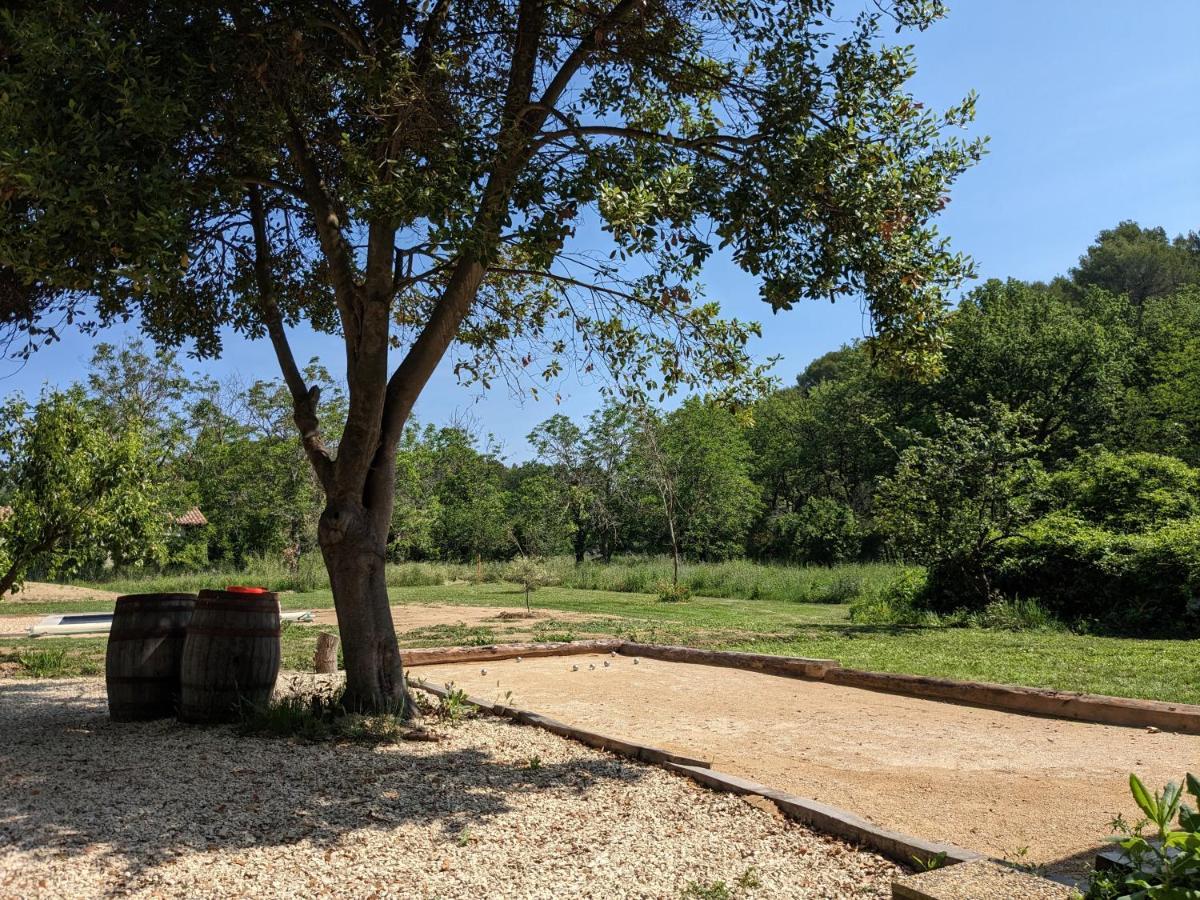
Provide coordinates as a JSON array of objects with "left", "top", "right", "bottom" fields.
[{"left": 2, "top": 580, "right": 1195, "bottom": 705}]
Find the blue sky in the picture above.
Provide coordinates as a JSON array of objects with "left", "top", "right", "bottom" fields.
[{"left": 3, "top": 1, "right": 1199, "bottom": 460}]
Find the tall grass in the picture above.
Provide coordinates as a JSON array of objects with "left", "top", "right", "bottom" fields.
[
  {"left": 550, "top": 556, "right": 906, "bottom": 605},
  {"left": 83, "top": 553, "right": 906, "bottom": 606}
]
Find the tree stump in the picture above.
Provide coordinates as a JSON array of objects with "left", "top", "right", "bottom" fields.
[{"left": 314, "top": 631, "right": 340, "bottom": 674}]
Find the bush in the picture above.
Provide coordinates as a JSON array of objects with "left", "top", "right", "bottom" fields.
[
  {"left": 849, "top": 569, "right": 939, "bottom": 626},
  {"left": 992, "top": 513, "right": 1200, "bottom": 629},
  {"left": 1087, "top": 773, "right": 1200, "bottom": 899},
  {"left": 656, "top": 580, "right": 692, "bottom": 603},
  {"left": 1051, "top": 450, "right": 1200, "bottom": 533}
]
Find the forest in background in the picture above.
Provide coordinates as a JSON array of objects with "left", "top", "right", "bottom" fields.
[{"left": 3, "top": 221, "right": 1200, "bottom": 632}]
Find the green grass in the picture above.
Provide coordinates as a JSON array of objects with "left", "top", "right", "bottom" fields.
[{"left": 4, "top": 561, "right": 1196, "bottom": 705}]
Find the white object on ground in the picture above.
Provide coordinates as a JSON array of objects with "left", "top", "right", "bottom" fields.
[{"left": 27, "top": 609, "right": 315, "bottom": 637}]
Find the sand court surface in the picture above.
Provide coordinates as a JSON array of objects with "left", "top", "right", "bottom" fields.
[{"left": 413, "top": 652, "right": 1200, "bottom": 877}]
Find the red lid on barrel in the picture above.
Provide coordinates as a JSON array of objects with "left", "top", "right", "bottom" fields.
[{"left": 225, "top": 585, "right": 268, "bottom": 594}]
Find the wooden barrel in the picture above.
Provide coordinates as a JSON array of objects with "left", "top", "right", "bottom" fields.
[
  {"left": 179, "top": 589, "right": 282, "bottom": 724},
  {"left": 105, "top": 593, "right": 197, "bottom": 721}
]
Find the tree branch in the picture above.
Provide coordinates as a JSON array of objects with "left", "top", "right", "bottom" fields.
[{"left": 247, "top": 185, "right": 335, "bottom": 491}]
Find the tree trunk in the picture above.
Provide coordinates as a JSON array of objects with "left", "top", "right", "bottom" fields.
[
  {"left": 0, "top": 561, "right": 20, "bottom": 599},
  {"left": 318, "top": 502, "right": 417, "bottom": 717}
]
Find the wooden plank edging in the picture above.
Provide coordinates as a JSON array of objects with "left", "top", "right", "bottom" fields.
[
  {"left": 824, "top": 667, "right": 1200, "bottom": 735},
  {"left": 662, "top": 763, "right": 983, "bottom": 870},
  {"left": 617, "top": 642, "right": 838, "bottom": 679},
  {"left": 403, "top": 639, "right": 622, "bottom": 667}
]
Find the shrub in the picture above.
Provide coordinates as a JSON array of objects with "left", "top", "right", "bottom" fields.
[
  {"left": 1051, "top": 450, "right": 1200, "bottom": 533},
  {"left": 656, "top": 580, "right": 692, "bottom": 603},
  {"left": 849, "top": 569, "right": 939, "bottom": 626},
  {"left": 992, "top": 514, "right": 1200, "bottom": 628},
  {"left": 1086, "top": 773, "right": 1200, "bottom": 899}
]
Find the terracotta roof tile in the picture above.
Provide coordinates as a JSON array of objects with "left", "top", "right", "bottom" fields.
[{"left": 175, "top": 507, "right": 208, "bottom": 527}]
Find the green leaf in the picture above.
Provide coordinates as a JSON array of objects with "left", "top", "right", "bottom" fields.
[{"left": 1130, "top": 773, "right": 1158, "bottom": 821}]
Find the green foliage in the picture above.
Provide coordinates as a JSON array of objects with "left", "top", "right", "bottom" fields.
[
  {"left": 849, "top": 569, "right": 937, "bottom": 626},
  {"left": 873, "top": 405, "right": 1046, "bottom": 609},
  {"left": 1086, "top": 773, "right": 1200, "bottom": 899},
  {"left": 787, "top": 497, "right": 865, "bottom": 565},
  {"left": 656, "top": 580, "right": 693, "bottom": 604},
  {"left": 16, "top": 647, "right": 69, "bottom": 678},
  {"left": 992, "top": 513, "right": 1200, "bottom": 628},
  {"left": 237, "top": 682, "right": 412, "bottom": 744},
  {"left": 938, "top": 280, "right": 1134, "bottom": 457},
  {"left": 0, "top": 387, "right": 168, "bottom": 594},
  {"left": 1071, "top": 221, "right": 1200, "bottom": 306},
  {"left": 1049, "top": 450, "right": 1200, "bottom": 533}
]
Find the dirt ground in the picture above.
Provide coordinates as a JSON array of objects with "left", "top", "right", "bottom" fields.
[
  {"left": 414, "top": 653, "right": 1200, "bottom": 878},
  {"left": 0, "top": 677, "right": 900, "bottom": 899},
  {"left": 312, "top": 604, "right": 618, "bottom": 643},
  {"left": 0, "top": 582, "right": 118, "bottom": 604},
  {"left": 0, "top": 600, "right": 618, "bottom": 641}
]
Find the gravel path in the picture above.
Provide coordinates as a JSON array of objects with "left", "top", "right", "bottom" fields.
[{"left": 0, "top": 678, "right": 900, "bottom": 899}]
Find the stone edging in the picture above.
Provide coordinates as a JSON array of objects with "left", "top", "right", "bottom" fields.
[
  {"left": 409, "top": 678, "right": 980, "bottom": 869},
  {"left": 403, "top": 639, "right": 1200, "bottom": 734}
]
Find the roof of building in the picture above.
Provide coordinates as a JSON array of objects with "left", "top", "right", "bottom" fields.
[{"left": 175, "top": 507, "right": 208, "bottom": 527}]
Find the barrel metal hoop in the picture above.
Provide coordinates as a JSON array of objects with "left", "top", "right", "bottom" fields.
[
  {"left": 108, "top": 629, "right": 189, "bottom": 641},
  {"left": 185, "top": 626, "right": 282, "bottom": 638}
]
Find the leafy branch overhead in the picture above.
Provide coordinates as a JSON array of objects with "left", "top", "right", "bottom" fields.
[{"left": 0, "top": 0, "right": 981, "bottom": 403}]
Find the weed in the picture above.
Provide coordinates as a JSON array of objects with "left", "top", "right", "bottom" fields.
[
  {"left": 237, "top": 681, "right": 413, "bottom": 744},
  {"left": 1000, "top": 845, "right": 1046, "bottom": 877},
  {"left": 656, "top": 580, "right": 692, "bottom": 603},
  {"left": 911, "top": 851, "right": 948, "bottom": 872},
  {"left": 734, "top": 867, "right": 761, "bottom": 890},
  {"left": 526, "top": 755, "right": 542, "bottom": 771},
  {"left": 681, "top": 881, "right": 731, "bottom": 900},
  {"left": 438, "top": 685, "right": 472, "bottom": 723},
  {"left": 17, "top": 647, "right": 69, "bottom": 677}
]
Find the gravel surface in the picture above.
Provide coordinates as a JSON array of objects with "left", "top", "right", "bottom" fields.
[{"left": 0, "top": 678, "right": 901, "bottom": 899}]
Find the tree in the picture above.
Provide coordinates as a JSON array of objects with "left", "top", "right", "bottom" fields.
[
  {"left": 937, "top": 280, "right": 1134, "bottom": 457},
  {"left": 0, "top": 389, "right": 166, "bottom": 596},
  {"left": 0, "top": 1, "right": 980, "bottom": 710},
  {"left": 508, "top": 469, "right": 574, "bottom": 557},
  {"left": 582, "top": 402, "right": 636, "bottom": 562},
  {"left": 430, "top": 428, "right": 511, "bottom": 562},
  {"left": 659, "top": 398, "right": 760, "bottom": 560},
  {"left": 873, "top": 404, "right": 1046, "bottom": 608},
  {"left": 1070, "top": 221, "right": 1200, "bottom": 306},
  {"left": 528, "top": 414, "right": 594, "bottom": 562}
]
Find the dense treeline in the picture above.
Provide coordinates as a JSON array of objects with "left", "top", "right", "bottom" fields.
[{"left": 2, "top": 221, "right": 1199, "bottom": 628}]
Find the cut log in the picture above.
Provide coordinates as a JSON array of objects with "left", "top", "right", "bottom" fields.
[{"left": 313, "top": 631, "right": 340, "bottom": 674}]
